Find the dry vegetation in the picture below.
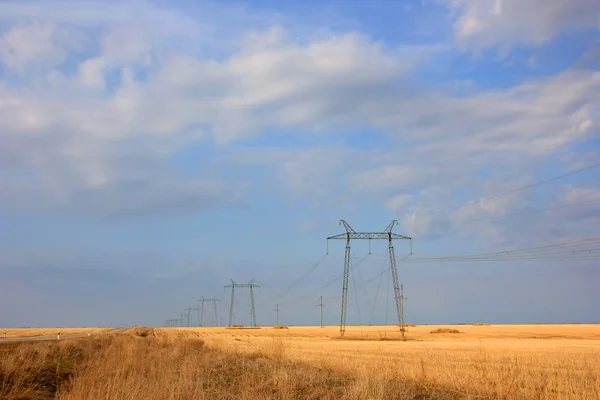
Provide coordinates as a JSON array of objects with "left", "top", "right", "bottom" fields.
[
  {"left": 1, "top": 324, "right": 598, "bottom": 399},
  {"left": 179, "top": 324, "right": 600, "bottom": 399},
  {"left": 430, "top": 328, "right": 461, "bottom": 333},
  {"left": 0, "top": 328, "right": 111, "bottom": 338}
]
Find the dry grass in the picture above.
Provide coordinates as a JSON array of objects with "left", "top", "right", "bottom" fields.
[
  {"left": 430, "top": 328, "right": 461, "bottom": 334},
  {"left": 0, "top": 336, "right": 110, "bottom": 399},
  {"left": 179, "top": 324, "right": 600, "bottom": 400},
  {"left": 474, "top": 323, "right": 491, "bottom": 326},
  {"left": 2, "top": 324, "right": 599, "bottom": 399},
  {"left": 1, "top": 331, "right": 460, "bottom": 400},
  {"left": 0, "top": 328, "right": 111, "bottom": 338}
]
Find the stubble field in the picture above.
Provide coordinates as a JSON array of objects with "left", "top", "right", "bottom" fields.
[
  {"left": 159, "top": 324, "right": 600, "bottom": 399},
  {"left": 0, "top": 327, "right": 112, "bottom": 338},
  {"left": 1, "top": 324, "right": 598, "bottom": 399}
]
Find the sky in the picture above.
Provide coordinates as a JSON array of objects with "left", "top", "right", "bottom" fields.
[{"left": 0, "top": 0, "right": 599, "bottom": 328}]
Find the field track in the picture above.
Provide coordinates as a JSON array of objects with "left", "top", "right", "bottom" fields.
[{"left": 0, "top": 327, "right": 131, "bottom": 342}]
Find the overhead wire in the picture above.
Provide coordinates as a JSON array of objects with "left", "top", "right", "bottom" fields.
[
  {"left": 352, "top": 249, "right": 374, "bottom": 313},
  {"left": 324, "top": 253, "right": 410, "bottom": 302},
  {"left": 277, "top": 252, "right": 373, "bottom": 307},
  {"left": 368, "top": 251, "right": 388, "bottom": 327},
  {"left": 361, "top": 237, "right": 600, "bottom": 263},
  {"left": 350, "top": 251, "right": 362, "bottom": 332},
  {"left": 421, "top": 161, "right": 600, "bottom": 216},
  {"left": 465, "top": 198, "right": 600, "bottom": 224},
  {"left": 257, "top": 252, "right": 329, "bottom": 306}
]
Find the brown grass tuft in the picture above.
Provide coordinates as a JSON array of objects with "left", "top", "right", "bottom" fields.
[
  {"left": 0, "top": 336, "right": 114, "bottom": 400},
  {"left": 273, "top": 325, "right": 289, "bottom": 329},
  {"left": 473, "top": 323, "right": 491, "bottom": 326},
  {"left": 430, "top": 328, "right": 460, "bottom": 334}
]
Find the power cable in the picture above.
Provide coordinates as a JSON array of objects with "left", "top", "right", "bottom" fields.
[
  {"left": 368, "top": 252, "right": 388, "bottom": 326},
  {"left": 364, "top": 238, "right": 600, "bottom": 263},
  {"left": 257, "top": 253, "right": 329, "bottom": 306},
  {"left": 465, "top": 198, "right": 600, "bottom": 224},
  {"left": 422, "top": 161, "right": 600, "bottom": 216},
  {"left": 278, "top": 253, "right": 373, "bottom": 306},
  {"left": 352, "top": 249, "right": 374, "bottom": 313}
]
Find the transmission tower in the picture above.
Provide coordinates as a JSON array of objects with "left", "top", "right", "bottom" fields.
[
  {"left": 179, "top": 313, "right": 185, "bottom": 327},
  {"left": 400, "top": 284, "right": 407, "bottom": 336},
  {"left": 185, "top": 308, "right": 194, "bottom": 327},
  {"left": 327, "top": 220, "right": 412, "bottom": 337},
  {"left": 198, "top": 297, "right": 221, "bottom": 326},
  {"left": 274, "top": 304, "right": 280, "bottom": 326},
  {"left": 187, "top": 306, "right": 201, "bottom": 326},
  {"left": 197, "top": 298, "right": 205, "bottom": 326},
  {"left": 224, "top": 279, "right": 260, "bottom": 327},
  {"left": 317, "top": 296, "right": 325, "bottom": 328}
]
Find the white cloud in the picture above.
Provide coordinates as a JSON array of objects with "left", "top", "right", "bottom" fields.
[
  {"left": 0, "top": 21, "right": 82, "bottom": 71},
  {"left": 353, "top": 165, "right": 424, "bottom": 192},
  {"left": 446, "top": 0, "right": 600, "bottom": 51},
  {"left": 403, "top": 209, "right": 445, "bottom": 238},
  {"left": 386, "top": 194, "right": 412, "bottom": 211},
  {"left": 0, "top": 0, "right": 598, "bottom": 224},
  {"left": 77, "top": 57, "right": 105, "bottom": 89},
  {"left": 562, "top": 186, "right": 600, "bottom": 204}
]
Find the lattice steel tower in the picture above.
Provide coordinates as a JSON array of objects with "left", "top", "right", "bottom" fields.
[
  {"left": 224, "top": 279, "right": 260, "bottom": 327},
  {"left": 327, "top": 220, "right": 412, "bottom": 337}
]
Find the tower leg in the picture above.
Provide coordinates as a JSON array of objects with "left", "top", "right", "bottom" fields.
[
  {"left": 229, "top": 284, "right": 235, "bottom": 327},
  {"left": 320, "top": 296, "right": 323, "bottom": 328},
  {"left": 200, "top": 302, "right": 205, "bottom": 327},
  {"left": 400, "top": 284, "right": 405, "bottom": 335},
  {"left": 340, "top": 235, "right": 351, "bottom": 337},
  {"left": 250, "top": 285, "right": 257, "bottom": 327},
  {"left": 214, "top": 301, "right": 219, "bottom": 327},
  {"left": 388, "top": 235, "right": 404, "bottom": 338}
]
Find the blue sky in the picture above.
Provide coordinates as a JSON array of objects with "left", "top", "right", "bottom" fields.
[{"left": 0, "top": 0, "right": 599, "bottom": 328}]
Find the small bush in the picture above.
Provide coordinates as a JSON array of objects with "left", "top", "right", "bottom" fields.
[{"left": 430, "top": 328, "right": 460, "bottom": 334}]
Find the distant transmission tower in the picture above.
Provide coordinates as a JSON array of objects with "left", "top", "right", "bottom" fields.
[
  {"left": 185, "top": 308, "right": 194, "bottom": 327},
  {"left": 327, "top": 220, "right": 412, "bottom": 337},
  {"left": 198, "top": 297, "right": 221, "bottom": 326},
  {"left": 317, "top": 296, "right": 325, "bottom": 328},
  {"left": 224, "top": 279, "right": 260, "bottom": 327},
  {"left": 188, "top": 306, "right": 201, "bottom": 326},
  {"left": 274, "top": 304, "right": 280, "bottom": 326}
]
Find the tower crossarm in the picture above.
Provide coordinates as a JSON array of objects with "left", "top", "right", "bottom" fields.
[
  {"left": 339, "top": 219, "right": 356, "bottom": 233},
  {"left": 327, "top": 232, "right": 412, "bottom": 240}
]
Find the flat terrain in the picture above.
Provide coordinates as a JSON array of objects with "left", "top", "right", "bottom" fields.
[
  {"left": 0, "top": 327, "right": 113, "bottom": 338},
  {"left": 1, "top": 324, "right": 597, "bottom": 399},
  {"left": 157, "top": 324, "right": 600, "bottom": 399}
]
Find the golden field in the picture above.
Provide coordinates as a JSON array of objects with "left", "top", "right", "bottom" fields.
[
  {"left": 0, "top": 327, "right": 112, "bottom": 338},
  {"left": 159, "top": 324, "right": 600, "bottom": 399},
  {"left": 0, "top": 324, "right": 598, "bottom": 399}
]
